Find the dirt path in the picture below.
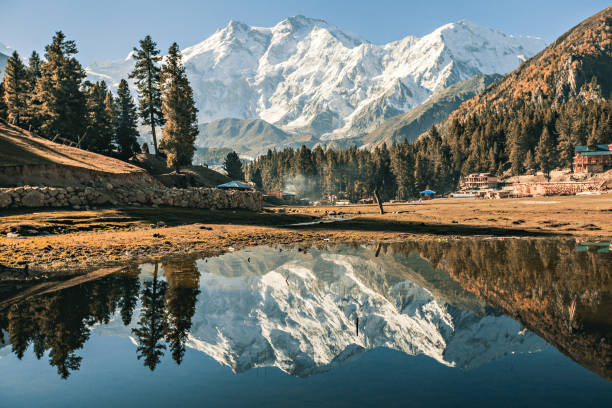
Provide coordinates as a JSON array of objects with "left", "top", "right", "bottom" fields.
[{"left": 0, "top": 193, "right": 610, "bottom": 279}]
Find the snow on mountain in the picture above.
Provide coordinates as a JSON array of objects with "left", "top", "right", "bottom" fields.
[
  {"left": 85, "top": 16, "right": 545, "bottom": 142},
  {"left": 94, "top": 246, "right": 546, "bottom": 377},
  {"left": 0, "top": 42, "right": 13, "bottom": 79}
]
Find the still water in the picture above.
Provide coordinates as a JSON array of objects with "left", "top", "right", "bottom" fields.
[{"left": 0, "top": 239, "right": 611, "bottom": 407}]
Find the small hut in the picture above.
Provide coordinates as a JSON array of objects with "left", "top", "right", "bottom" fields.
[
  {"left": 216, "top": 181, "right": 253, "bottom": 191},
  {"left": 419, "top": 190, "right": 436, "bottom": 200}
]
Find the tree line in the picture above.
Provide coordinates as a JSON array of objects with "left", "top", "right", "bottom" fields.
[
  {"left": 247, "top": 95, "right": 612, "bottom": 200},
  {"left": 0, "top": 32, "right": 198, "bottom": 169}
]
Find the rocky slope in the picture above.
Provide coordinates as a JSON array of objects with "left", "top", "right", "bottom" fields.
[
  {"left": 85, "top": 16, "right": 545, "bottom": 145},
  {"left": 360, "top": 73, "right": 501, "bottom": 148}
]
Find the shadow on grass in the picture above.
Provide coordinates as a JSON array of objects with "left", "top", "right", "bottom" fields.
[{"left": 117, "top": 207, "right": 557, "bottom": 238}]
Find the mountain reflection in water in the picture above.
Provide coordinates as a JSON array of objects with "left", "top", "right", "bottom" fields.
[{"left": 0, "top": 239, "right": 610, "bottom": 384}]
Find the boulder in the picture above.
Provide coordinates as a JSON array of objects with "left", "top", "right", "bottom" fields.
[
  {"left": 0, "top": 191, "right": 12, "bottom": 208},
  {"left": 21, "top": 190, "right": 45, "bottom": 207}
]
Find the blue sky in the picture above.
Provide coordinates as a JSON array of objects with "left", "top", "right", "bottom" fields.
[{"left": 0, "top": 0, "right": 609, "bottom": 65}]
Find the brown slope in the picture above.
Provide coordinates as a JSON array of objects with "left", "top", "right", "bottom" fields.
[
  {"left": 0, "top": 121, "right": 156, "bottom": 187},
  {"left": 450, "top": 6, "right": 612, "bottom": 119}
]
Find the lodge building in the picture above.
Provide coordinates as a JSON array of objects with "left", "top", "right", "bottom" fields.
[
  {"left": 573, "top": 144, "right": 612, "bottom": 173},
  {"left": 460, "top": 173, "right": 498, "bottom": 190}
]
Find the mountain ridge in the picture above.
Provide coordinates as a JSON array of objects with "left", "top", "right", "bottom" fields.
[{"left": 84, "top": 16, "right": 545, "bottom": 148}]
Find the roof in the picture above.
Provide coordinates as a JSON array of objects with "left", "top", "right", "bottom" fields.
[
  {"left": 575, "top": 144, "right": 612, "bottom": 153},
  {"left": 216, "top": 181, "right": 252, "bottom": 189},
  {"left": 580, "top": 151, "right": 612, "bottom": 156},
  {"left": 420, "top": 190, "right": 436, "bottom": 194}
]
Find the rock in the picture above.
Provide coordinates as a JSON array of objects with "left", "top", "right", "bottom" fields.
[
  {"left": 0, "top": 191, "right": 12, "bottom": 208},
  {"left": 106, "top": 183, "right": 113, "bottom": 190},
  {"left": 21, "top": 190, "right": 45, "bottom": 207},
  {"left": 135, "top": 190, "right": 147, "bottom": 203},
  {"left": 68, "top": 196, "right": 82, "bottom": 206}
]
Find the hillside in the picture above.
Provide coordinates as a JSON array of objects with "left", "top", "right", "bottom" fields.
[
  {"left": 197, "top": 118, "right": 316, "bottom": 157},
  {"left": 362, "top": 74, "right": 501, "bottom": 148},
  {"left": 451, "top": 7, "right": 612, "bottom": 119},
  {"left": 0, "top": 121, "right": 154, "bottom": 187}
]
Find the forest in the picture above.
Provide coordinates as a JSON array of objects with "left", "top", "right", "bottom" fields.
[{"left": 247, "top": 96, "right": 612, "bottom": 200}]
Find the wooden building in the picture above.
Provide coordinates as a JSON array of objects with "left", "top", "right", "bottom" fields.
[
  {"left": 573, "top": 144, "right": 612, "bottom": 173},
  {"left": 460, "top": 173, "right": 498, "bottom": 190}
]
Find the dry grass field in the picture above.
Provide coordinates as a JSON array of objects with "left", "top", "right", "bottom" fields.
[{"left": 0, "top": 193, "right": 609, "bottom": 277}]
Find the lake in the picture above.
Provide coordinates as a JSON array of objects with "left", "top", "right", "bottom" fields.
[{"left": 0, "top": 239, "right": 611, "bottom": 407}]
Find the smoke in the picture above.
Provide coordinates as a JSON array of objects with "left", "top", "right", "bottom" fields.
[{"left": 283, "top": 174, "right": 319, "bottom": 199}]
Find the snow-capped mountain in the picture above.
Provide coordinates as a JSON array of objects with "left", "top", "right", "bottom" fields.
[
  {"left": 95, "top": 246, "right": 546, "bottom": 376},
  {"left": 0, "top": 42, "right": 13, "bottom": 78},
  {"left": 85, "top": 16, "right": 545, "bottom": 142}
]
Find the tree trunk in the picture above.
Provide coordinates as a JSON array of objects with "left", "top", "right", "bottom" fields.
[{"left": 374, "top": 188, "right": 385, "bottom": 215}]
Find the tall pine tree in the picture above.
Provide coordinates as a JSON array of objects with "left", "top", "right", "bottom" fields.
[
  {"left": 159, "top": 42, "right": 198, "bottom": 169},
  {"left": 115, "top": 79, "right": 141, "bottom": 159},
  {"left": 0, "top": 72, "right": 8, "bottom": 121},
  {"left": 32, "top": 31, "right": 87, "bottom": 142},
  {"left": 535, "top": 127, "right": 555, "bottom": 180},
  {"left": 84, "top": 81, "right": 115, "bottom": 154},
  {"left": 2, "top": 51, "right": 29, "bottom": 127},
  {"left": 223, "top": 151, "right": 244, "bottom": 180},
  {"left": 129, "top": 35, "right": 164, "bottom": 155}
]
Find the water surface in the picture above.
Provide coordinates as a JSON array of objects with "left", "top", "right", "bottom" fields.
[{"left": 1, "top": 239, "right": 611, "bottom": 407}]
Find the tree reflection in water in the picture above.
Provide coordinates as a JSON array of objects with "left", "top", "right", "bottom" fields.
[
  {"left": 0, "top": 259, "right": 201, "bottom": 378},
  {"left": 0, "top": 239, "right": 609, "bottom": 380}
]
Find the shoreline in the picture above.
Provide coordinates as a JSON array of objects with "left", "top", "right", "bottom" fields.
[{"left": 0, "top": 193, "right": 610, "bottom": 280}]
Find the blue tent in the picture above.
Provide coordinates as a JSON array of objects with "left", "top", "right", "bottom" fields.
[
  {"left": 420, "top": 190, "right": 436, "bottom": 194},
  {"left": 216, "top": 181, "right": 252, "bottom": 189}
]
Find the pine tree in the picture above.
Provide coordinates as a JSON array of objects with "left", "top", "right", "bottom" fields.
[
  {"left": 83, "top": 81, "right": 115, "bottom": 154},
  {"left": 223, "top": 151, "right": 244, "bottom": 180},
  {"left": 32, "top": 31, "right": 87, "bottom": 142},
  {"left": 115, "top": 79, "right": 141, "bottom": 159},
  {"left": 249, "top": 167, "right": 263, "bottom": 188},
  {"left": 535, "top": 127, "right": 555, "bottom": 180},
  {"left": 25, "top": 51, "right": 42, "bottom": 129},
  {"left": 2, "top": 51, "right": 29, "bottom": 126},
  {"left": 27, "top": 51, "right": 42, "bottom": 86},
  {"left": 158, "top": 42, "right": 198, "bottom": 169},
  {"left": 142, "top": 142, "right": 150, "bottom": 154},
  {"left": 132, "top": 265, "right": 168, "bottom": 371},
  {"left": 523, "top": 150, "right": 535, "bottom": 174},
  {"left": 0, "top": 79, "right": 7, "bottom": 120},
  {"left": 129, "top": 35, "right": 164, "bottom": 155}
]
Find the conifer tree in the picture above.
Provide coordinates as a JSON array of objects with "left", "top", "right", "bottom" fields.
[
  {"left": 159, "top": 42, "right": 198, "bottom": 169},
  {"left": 523, "top": 150, "right": 535, "bottom": 174},
  {"left": 132, "top": 265, "right": 168, "bottom": 371},
  {"left": 2, "top": 51, "right": 29, "bottom": 126},
  {"left": 223, "top": 151, "right": 244, "bottom": 180},
  {"left": 0, "top": 78, "right": 7, "bottom": 121},
  {"left": 115, "top": 79, "right": 141, "bottom": 159},
  {"left": 27, "top": 51, "right": 42, "bottom": 86},
  {"left": 535, "top": 127, "right": 555, "bottom": 180},
  {"left": 129, "top": 35, "right": 164, "bottom": 155},
  {"left": 84, "top": 81, "right": 115, "bottom": 154},
  {"left": 25, "top": 51, "right": 42, "bottom": 129},
  {"left": 32, "top": 31, "right": 87, "bottom": 142}
]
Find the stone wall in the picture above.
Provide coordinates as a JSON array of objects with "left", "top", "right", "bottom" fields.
[
  {"left": 512, "top": 182, "right": 600, "bottom": 196},
  {"left": 0, "top": 185, "right": 263, "bottom": 211}
]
